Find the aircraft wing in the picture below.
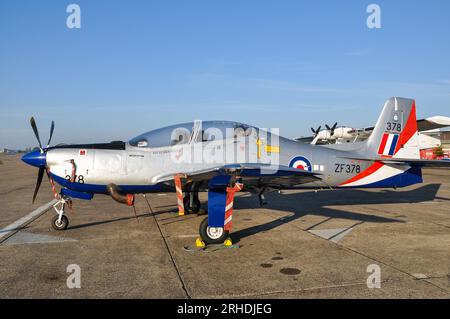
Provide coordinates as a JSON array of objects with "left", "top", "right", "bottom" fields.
[
  {"left": 346, "top": 128, "right": 373, "bottom": 137},
  {"left": 417, "top": 116, "right": 450, "bottom": 132},
  {"left": 378, "top": 158, "right": 450, "bottom": 168},
  {"left": 154, "top": 163, "right": 321, "bottom": 188},
  {"left": 294, "top": 137, "right": 342, "bottom": 145},
  {"left": 339, "top": 156, "right": 450, "bottom": 168},
  {"left": 294, "top": 136, "right": 314, "bottom": 143}
]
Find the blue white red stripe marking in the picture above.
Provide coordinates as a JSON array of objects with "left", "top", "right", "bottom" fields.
[{"left": 378, "top": 133, "right": 399, "bottom": 157}]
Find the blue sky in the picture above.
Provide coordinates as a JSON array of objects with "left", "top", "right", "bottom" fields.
[{"left": 1, "top": 0, "right": 450, "bottom": 149}]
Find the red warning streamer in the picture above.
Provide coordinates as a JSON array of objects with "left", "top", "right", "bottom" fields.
[
  {"left": 224, "top": 182, "right": 243, "bottom": 232},
  {"left": 174, "top": 174, "right": 185, "bottom": 216}
]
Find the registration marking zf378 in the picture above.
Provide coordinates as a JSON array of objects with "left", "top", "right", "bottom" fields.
[{"left": 335, "top": 163, "right": 361, "bottom": 174}]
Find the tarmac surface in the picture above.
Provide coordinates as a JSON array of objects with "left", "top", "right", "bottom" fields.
[{"left": 0, "top": 154, "right": 449, "bottom": 298}]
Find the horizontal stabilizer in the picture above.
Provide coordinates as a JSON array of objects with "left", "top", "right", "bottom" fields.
[{"left": 339, "top": 156, "right": 450, "bottom": 168}]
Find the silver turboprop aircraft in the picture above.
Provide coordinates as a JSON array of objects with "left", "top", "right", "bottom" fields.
[{"left": 22, "top": 97, "right": 450, "bottom": 245}]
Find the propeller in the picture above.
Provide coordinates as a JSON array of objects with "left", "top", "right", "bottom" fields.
[
  {"left": 325, "top": 122, "right": 338, "bottom": 136},
  {"left": 310, "top": 126, "right": 322, "bottom": 137},
  {"left": 32, "top": 166, "right": 46, "bottom": 204},
  {"left": 27, "top": 117, "right": 56, "bottom": 203},
  {"left": 30, "top": 117, "right": 43, "bottom": 150},
  {"left": 47, "top": 120, "right": 55, "bottom": 148}
]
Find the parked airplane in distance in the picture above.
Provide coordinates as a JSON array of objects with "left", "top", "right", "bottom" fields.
[{"left": 296, "top": 116, "right": 450, "bottom": 145}]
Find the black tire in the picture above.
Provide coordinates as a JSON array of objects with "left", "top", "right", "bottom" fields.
[
  {"left": 51, "top": 215, "right": 69, "bottom": 231},
  {"left": 199, "top": 217, "right": 229, "bottom": 245},
  {"left": 183, "top": 195, "right": 201, "bottom": 214}
]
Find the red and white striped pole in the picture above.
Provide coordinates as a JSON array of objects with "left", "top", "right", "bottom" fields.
[
  {"left": 174, "top": 174, "right": 185, "bottom": 216},
  {"left": 224, "top": 182, "right": 243, "bottom": 232}
]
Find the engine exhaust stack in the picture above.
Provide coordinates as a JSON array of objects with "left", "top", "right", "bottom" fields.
[{"left": 107, "top": 184, "right": 135, "bottom": 206}]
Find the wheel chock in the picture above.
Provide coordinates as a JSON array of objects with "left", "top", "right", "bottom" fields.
[
  {"left": 223, "top": 238, "right": 233, "bottom": 247},
  {"left": 195, "top": 238, "right": 206, "bottom": 248}
]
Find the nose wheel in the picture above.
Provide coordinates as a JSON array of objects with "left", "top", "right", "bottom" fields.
[
  {"left": 51, "top": 196, "right": 71, "bottom": 231},
  {"left": 51, "top": 215, "right": 69, "bottom": 230}
]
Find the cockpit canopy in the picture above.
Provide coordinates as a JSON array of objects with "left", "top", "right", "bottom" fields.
[
  {"left": 129, "top": 122, "right": 193, "bottom": 148},
  {"left": 129, "top": 121, "right": 257, "bottom": 148}
]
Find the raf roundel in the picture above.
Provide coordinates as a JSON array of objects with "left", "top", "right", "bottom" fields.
[{"left": 289, "top": 156, "right": 313, "bottom": 172}]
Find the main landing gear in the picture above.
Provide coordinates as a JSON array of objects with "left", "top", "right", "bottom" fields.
[
  {"left": 196, "top": 176, "right": 243, "bottom": 246},
  {"left": 183, "top": 194, "right": 201, "bottom": 214},
  {"left": 183, "top": 182, "right": 201, "bottom": 214},
  {"left": 198, "top": 217, "right": 229, "bottom": 245},
  {"left": 51, "top": 195, "right": 71, "bottom": 230}
]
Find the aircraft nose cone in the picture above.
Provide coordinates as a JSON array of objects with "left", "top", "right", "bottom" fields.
[{"left": 21, "top": 149, "right": 46, "bottom": 168}]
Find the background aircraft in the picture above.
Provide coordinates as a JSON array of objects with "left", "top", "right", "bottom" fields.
[
  {"left": 296, "top": 116, "right": 450, "bottom": 146},
  {"left": 22, "top": 97, "right": 450, "bottom": 245}
]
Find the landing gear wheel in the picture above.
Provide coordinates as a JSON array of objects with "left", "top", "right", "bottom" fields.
[
  {"left": 52, "top": 215, "right": 69, "bottom": 231},
  {"left": 199, "top": 217, "right": 229, "bottom": 245},
  {"left": 183, "top": 196, "right": 201, "bottom": 214}
]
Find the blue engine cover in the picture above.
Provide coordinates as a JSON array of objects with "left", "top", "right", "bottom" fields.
[{"left": 61, "top": 188, "right": 94, "bottom": 200}]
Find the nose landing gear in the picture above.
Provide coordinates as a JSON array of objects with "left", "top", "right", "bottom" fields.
[{"left": 51, "top": 195, "right": 71, "bottom": 230}]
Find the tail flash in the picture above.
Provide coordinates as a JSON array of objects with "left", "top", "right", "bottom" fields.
[{"left": 366, "top": 97, "right": 420, "bottom": 159}]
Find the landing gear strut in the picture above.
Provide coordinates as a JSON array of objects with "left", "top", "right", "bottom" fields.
[
  {"left": 183, "top": 182, "right": 201, "bottom": 214},
  {"left": 258, "top": 188, "right": 267, "bottom": 206},
  {"left": 51, "top": 196, "right": 71, "bottom": 230},
  {"left": 183, "top": 194, "right": 201, "bottom": 214}
]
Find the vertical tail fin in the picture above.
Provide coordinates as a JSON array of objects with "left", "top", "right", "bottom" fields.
[{"left": 366, "top": 97, "right": 420, "bottom": 159}]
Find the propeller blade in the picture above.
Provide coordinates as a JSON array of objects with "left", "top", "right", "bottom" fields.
[
  {"left": 30, "top": 117, "right": 42, "bottom": 149},
  {"left": 311, "top": 126, "right": 322, "bottom": 136},
  {"left": 47, "top": 120, "right": 55, "bottom": 148},
  {"left": 32, "top": 166, "right": 45, "bottom": 204},
  {"left": 330, "top": 122, "right": 338, "bottom": 135},
  {"left": 325, "top": 124, "right": 331, "bottom": 131}
]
